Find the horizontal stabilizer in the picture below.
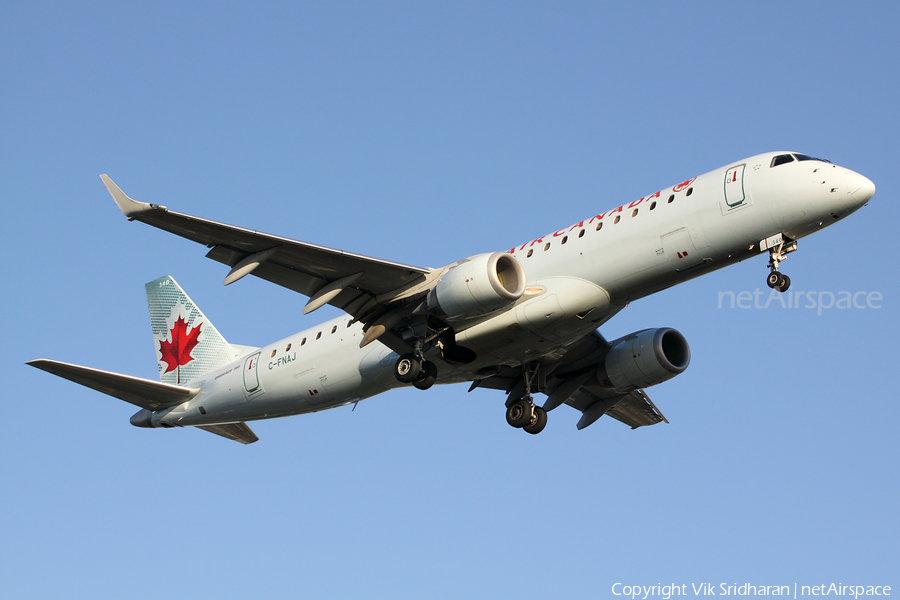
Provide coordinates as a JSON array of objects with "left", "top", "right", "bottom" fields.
[
  {"left": 197, "top": 423, "right": 259, "bottom": 444},
  {"left": 27, "top": 359, "right": 198, "bottom": 411}
]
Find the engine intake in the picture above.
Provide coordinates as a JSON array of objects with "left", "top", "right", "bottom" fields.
[
  {"left": 599, "top": 328, "right": 690, "bottom": 392},
  {"left": 428, "top": 252, "right": 526, "bottom": 321}
]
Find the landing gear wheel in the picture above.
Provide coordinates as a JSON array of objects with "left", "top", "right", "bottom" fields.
[
  {"left": 506, "top": 400, "right": 534, "bottom": 428},
  {"left": 413, "top": 360, "right": 437, "bottom": 390},
  {"left": 394, "top": 353, "right": 421, "bottom": 383},
  {"left": 766, "top": 271, "right": 782, "bottom": 289},
  {"left": 777, "top": 274, "right": 791, "bottom": 293},
  {"left": 523, "top": 406, "right": 547, "bottom": 435}
]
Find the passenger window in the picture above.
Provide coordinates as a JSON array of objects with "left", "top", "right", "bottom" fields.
[
  {"left": 301, "top": 338, "right": 307, "bottom": 346},
  {"left": 346, "top": 321, "right": 352, "bottom": 328},
  {"left": 526, "top": 249, "right": 533, "bottom": 258},
  {"left": 631, "top": 209, "right": 638, "bottom": 217},
  {"left": 667, "top": 195, "right": 675, "bottom": 203},
  {"left": 771, "top": 154, "right": 795, "bottom": 167},
  {"left": 285, "top": 343, "right": 291, "bottom": 352},
  {"left": 596, "top": 222, "right": 603, "bottom": 231},
  {"left": 578, "top": 229, "right": 585, "bottom": 238},
  {"left": 270, "top": 349, "right": 277, "bottom": 358},
  {"left": 331, "top": 325, "right": 337, "bottom": 334},
  {"left": 614, "top": 216, "right": 621, "bottom": 224},
  {"left": 650, "top": 201, "right": 657, "bottom": 210},
  {"left": 561, "top": 236, "right": 568, "bottom": 244},
  {"left": 686, "top": 187, "right": 693, "bottom": 196},
  {"left": 316, "top": 332, "right": 322, "bottom": 340},
  {"left": 543, "top": 242, "right": 550, "bottom": 251}
]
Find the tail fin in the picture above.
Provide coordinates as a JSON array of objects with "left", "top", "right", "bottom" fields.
[{"left": 146, "top": 276, "right": 242, "bottom": 385}]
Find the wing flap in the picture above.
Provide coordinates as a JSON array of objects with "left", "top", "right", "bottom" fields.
[
  {"left": 565, "top": 387, "right": 664, "bottom": 430},
  {"left": 196, "top": 422, "right": 259, "bottom": 444},
  {"left": 27, "top": 359, "right": 198, "bottom": 411},
  {"left": 605, "top": 389, "right": 667, "bottom": 429}
]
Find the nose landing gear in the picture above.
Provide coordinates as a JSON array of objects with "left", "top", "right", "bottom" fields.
[
  {"left": 763, "top": 235, "right": 797, "bottom": 293},
  {"left": 766, "top": 270, "right": 791, "bottom": 293}
]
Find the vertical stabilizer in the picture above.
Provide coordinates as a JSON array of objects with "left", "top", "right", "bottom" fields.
[{"left": 146, "top": 276, "right": 240, "bottom": 385}]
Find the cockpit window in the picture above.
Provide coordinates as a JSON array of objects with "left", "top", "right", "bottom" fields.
[
  {"left": 793, "top": 153, "right": 830, "bottom": 163},
  {"left": 771, "top": 154, "right": 795, "bottom": 167}
]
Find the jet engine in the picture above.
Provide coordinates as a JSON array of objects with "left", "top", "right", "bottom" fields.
[
  {"left": 427, "top": 252, "right": 526, "bottom": 321},
  {"left": 598, "top": 328, "right": 690, "bottom": 392}
]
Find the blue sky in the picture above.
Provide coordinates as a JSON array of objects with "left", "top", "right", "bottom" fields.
[{"left": 2, "top": 2, "right": 897, "bottom": 598}]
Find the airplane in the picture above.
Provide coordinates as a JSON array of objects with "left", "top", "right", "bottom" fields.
[{"left": 28, "top": 151, "right": 875, "bottom": 444}]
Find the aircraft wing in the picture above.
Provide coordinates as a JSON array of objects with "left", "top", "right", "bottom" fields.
[
  {"left": 470, "top": 331, "right": 668, "bottom": 430},
  {"left": 27, "top": 359, "right": 198, "bottom": 411},
  {"left": 100, "top": 176, "right": 433, "bottom": 326}
]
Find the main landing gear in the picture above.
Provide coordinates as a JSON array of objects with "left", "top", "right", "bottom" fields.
[
  {"left": 505, "top": 361, "right": 548, "bottom": 435},
  {"left": 394, "top": 352, "right": 438, "bottom": 391},
  {"left": 506, "top": 400, "right": 547, "bottom": 435},
  {"left": 764, "top": 236, "right": 797, "bottom": 294}
]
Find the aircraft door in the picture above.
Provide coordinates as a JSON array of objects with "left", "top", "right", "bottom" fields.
[
  {"left": 243, "top": 352, "right": 263, "bottom": 397},
  {"left": 724, "top": 164, "right": 746, "bottom": 208}
]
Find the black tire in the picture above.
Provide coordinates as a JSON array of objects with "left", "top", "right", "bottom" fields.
[
  {"left": 506, "top": 400, "right": 534, "bottom": 428},
  {"left": 523, "top": 406, "right": 547, "bottom": 435},
  {"left": 777, "top": 274, "right": 791, "bottom": 293},
  {"left": 394, "top": 353, "right": 421, "bottom": 383},
  {"left": 413, "top": 361, "right": 438, "bottom": 390},
  {"left": 766, "top": 271, "right": 782, "bottom": 289}
]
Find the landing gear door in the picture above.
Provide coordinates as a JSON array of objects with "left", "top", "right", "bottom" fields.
[
  {"left": 723, "top": 164, "right": 747, "bottom": 210},
  {"left": 243, "top": 352, "right": 263, "bottom": 397}
]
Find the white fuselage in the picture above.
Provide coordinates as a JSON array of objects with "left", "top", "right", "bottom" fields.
[{"left": 152, "top": 152, "right": 873, "bottom": 428}]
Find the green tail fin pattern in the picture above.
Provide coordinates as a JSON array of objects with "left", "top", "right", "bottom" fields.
[{"left": 145, "top": 276, "right": 239, "bottom": 385}]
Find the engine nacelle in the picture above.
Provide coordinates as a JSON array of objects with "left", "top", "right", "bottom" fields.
[
  {"left": 428, "top": 252, "right": 526, "bottom": 321},
  {"left": 599, "top": 328, "right": 690, "bottom": 392}
]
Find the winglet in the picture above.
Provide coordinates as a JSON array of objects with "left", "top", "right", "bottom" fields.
[{"left": 100, "top": 174, "right": 165, "bottom": 218}]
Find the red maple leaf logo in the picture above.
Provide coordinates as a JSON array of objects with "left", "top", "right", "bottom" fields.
[{"left": 159, "top": 316, "right": 202, "bottom": 383}]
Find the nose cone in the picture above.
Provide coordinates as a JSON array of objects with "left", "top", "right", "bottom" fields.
[{"left": 848, "top": 171, "right": 876, "bottom": 204}]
